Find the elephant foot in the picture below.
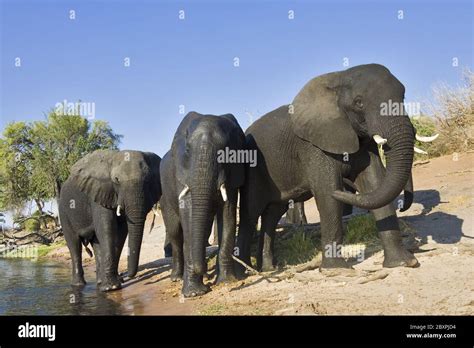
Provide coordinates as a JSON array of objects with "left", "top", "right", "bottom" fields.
[
  {"left": 380, "top": 230, "right": 419, "bottom": 268},
  {"left": 99, "top": 276, "right": 122, "bottom": 292},
  {"left": 234, "top": 257, "right": 251, "bottom": 279},
  {"left": 321, "top": 257, "right": 351, "bottom": 269},
  {"left": 383, "top": 248, "right": 419, "bottom": 268},
  {"left": 71, "top": 279, "right": 86, "bottom": 287},
  {"left": 182, "top": 278, "right": 210, "bottom": 298},
  {"left": 216, "top": 268, "right": 237, "bottom": 284},
  {"left": 170, "top": 269, "right": 183, "bottom": 282},
  {"left": 260, "top": 262, "right": 277, "bottom": 272}
]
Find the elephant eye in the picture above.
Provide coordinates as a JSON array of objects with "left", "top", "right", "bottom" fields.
[{"left": 354, "top": 97, "right": 364, "bottom": 109}]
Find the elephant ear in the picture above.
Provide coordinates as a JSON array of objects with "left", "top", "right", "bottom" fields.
[
  {"left": 290, "top": 72, "right": 359, "bottom": 154},
  {"left": 142, "top": 152, "right": 162, "bottom": 203},
  {"left": 173, "top": 112, "right": 200, "bottom": 187},
  {"left": 69, "top": 150, "right": 118, "bottom": 208},
  {"left": 221, "top": 114, "right": 246, "bottom": 188}
]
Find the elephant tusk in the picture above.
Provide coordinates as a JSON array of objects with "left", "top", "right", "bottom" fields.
[
  {"left": 116, "top": 205, "right": 121, "bottom": 216},
  {"left": 220, "top": 184, "right": 228, "bottom": 202},
  {"left": 414, "top": 146, "right": 428, "bottom": 155},
  {"left": 416, "top": 133, "right": 439, "bottom": 142},
  {"left": 373, "top": 135, "right": 387, "bottom": 145},
  {"left": 152, "top": 206, "right": 160, "bottom": 217},
  {"left": 178, "top": 185, "right": 189, "bottom": 200}
]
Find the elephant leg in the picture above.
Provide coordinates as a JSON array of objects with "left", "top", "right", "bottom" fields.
[
  {"left": 164, "top": 211, "right": 184, "bottom": 282},
  {"left": 115, "top": 221, "right": 128, "bottom": 282},
  {"left": 313, "top": 187, "right": 350, "bottom": 269},
  {"left": 235, "top": 186, "right": 266, "bottom": 278},
  {"left": 258, "top": 203, "right": 288, "bottom": 271},
  {"left": 216, "top": 188, "right": 238, "bottom": 284},
  {"left": 180, "top": 196, "right": 209, "bottom": 297},
  {"left": 62, "top": 216, "right": 86, "bottom": 286},
  {"left": 93, "top": 206, "right": 122, "bottom": 292},
  {"left": 354, "top": 151, "right": 418, "bottom": 268},
  {"left": 91, "top": 239, "right": 103, "bottom": 285}
]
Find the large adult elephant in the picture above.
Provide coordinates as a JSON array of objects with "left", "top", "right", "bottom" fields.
[
  {"left": 237, "top": 64, "right": 421, "bottom": 273},
  {"left": 59, "top": 150, "right": 161, "bottom": 291},
  {"left": 160, "top": 112, "right": 245, "bottom": 297}
]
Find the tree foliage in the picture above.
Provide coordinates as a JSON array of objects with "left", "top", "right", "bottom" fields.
[{"left": 0, "top": 111, "right": 122, "bottom": 218}]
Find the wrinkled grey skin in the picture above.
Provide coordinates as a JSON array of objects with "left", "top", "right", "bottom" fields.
[
  {"left": 237, "top": 64, "right": 419, "bottom": 273},
  {"left": 160, "top": 112, "right": 245, "bottom": 297},
  {"left": 59, "top": 150, "right": 161, "bottom": 291}
]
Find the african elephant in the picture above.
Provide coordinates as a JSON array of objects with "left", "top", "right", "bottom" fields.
[
  {"left": 237, "top": 64, "right": 421, "bottom": 273},
  {"left": 59, "top": 150, "right": 161, "bottom": 291},
  {"left": 160, "top": 112, "right": 245, "bottom": 297}
]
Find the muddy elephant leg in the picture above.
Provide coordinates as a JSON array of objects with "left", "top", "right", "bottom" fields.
[
  {"left": 91, "top": 239, "right": 103, "bottom": 285},
  {"left": 354, "top": 151, "right": 418, "bottom": 268},
  {"left": 180, "top": 195, "right": 209, "bottom": 297},
  {"left": 62, "top": 217, "right": 86, "bottom": 286},
  {"left": 258, "top": 203, "right": 288, "bottom": 271},
  {"left": 216, "top": 188, "right": 238, "bottom": 284},
  {"left": 93, "top": 206, "right": 122, "bottom": 291},
  {"left": 115, "top": 220, "right": 128, "bottom": 279}
]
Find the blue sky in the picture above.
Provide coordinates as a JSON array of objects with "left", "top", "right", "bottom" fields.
[{"left": 1, "top": 0, "right": 472, "bottom": 158}]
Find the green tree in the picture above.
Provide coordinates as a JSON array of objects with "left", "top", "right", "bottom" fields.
[{"left": 0, "top": 111, "right": 122, "bottom": 224}]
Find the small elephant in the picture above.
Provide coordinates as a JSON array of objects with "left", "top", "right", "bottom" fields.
[
  {"left": 59, "top": 150, "right": 161, "bottom": 291},
  {"left": 237, "top": 64, "right": 420, "bottom": 273},
  {"left": 160, "top": 112, "right": 245, "bottom": 297},
  {"left": 285, "top": 202, "right": 308, "bottom": 225}
]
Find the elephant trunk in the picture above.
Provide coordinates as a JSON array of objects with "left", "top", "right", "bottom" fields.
[
  {"left": 400, "top": 172, "right": 413, "bottom": 212},
  {"left": 191, "top": 143, "right": 217, "bottom": 276},
  {"left": 124, "top": 191, "right": 148, "bottom": 278},
  {"left": 333, "top": 118, "right": 414, "bottom": 210}
]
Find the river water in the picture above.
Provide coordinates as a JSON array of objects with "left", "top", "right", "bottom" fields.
[{"left": 0, "top": 259, "right": 123, "bottom": 315}]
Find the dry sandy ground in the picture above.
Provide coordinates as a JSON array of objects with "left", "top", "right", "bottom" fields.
[{"left": 50, "top": 152, "right": 474, "bottom": 315}]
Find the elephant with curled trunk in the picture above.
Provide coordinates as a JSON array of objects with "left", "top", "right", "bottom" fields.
[
  {"left": 160, "top": 112, "right": 245, "bottom": 297},
  {"left": 237, "top": 64, "right": 421, "bottom": 273},
  {"left": 59, "top": 150, "right": 161, "bottom": 291}
]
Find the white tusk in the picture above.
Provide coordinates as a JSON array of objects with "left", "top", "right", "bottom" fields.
[
  {"left": 373, "top": 135, "right": 388, "bottom": 145},
  {"left": 116, "top": 205, "right": 121, "bottom": 216},
  {"left": 220, "top": 184, "right": 228, "bottom": 202},
  {"left": 178, "top": 185, "right": 189, "bottom": 200},
  {"left": 416, "top": 133, "right": 439, "bottom": 142},
  {"left": 152, "top": 207, "right": 160, "bottom": 217},
  {"left": 414, "top": 146, "right": 428, "bottom": 155}
]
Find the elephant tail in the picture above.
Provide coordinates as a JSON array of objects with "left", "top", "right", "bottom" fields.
[{"left": 81, "top": 240, "right": 93, "bottom": 257}]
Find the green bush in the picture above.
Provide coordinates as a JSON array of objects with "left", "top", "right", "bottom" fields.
[
  {"left": 274, "top": 229, "right": 319, "bottom": 266},
  {"left": 345, "top": 214, "right": 378, "bottom": 244},
  {"left": 24, "top": 218, "right": 40, "bottom": 232}
]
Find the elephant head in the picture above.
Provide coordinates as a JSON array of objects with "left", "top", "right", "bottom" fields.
[
  {"left": 291, "top": 64, "right": 415, "bottom": 210},
  {"left": 69, "top": 150, "right": 161, "bottom": 277},
  {"left": 173, "top": 112, "right": 245, "bottom": 275}
]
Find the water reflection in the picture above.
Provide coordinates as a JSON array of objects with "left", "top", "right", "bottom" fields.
[{"left": 0, "top": 259, "right": 122, "bottom": 315}]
